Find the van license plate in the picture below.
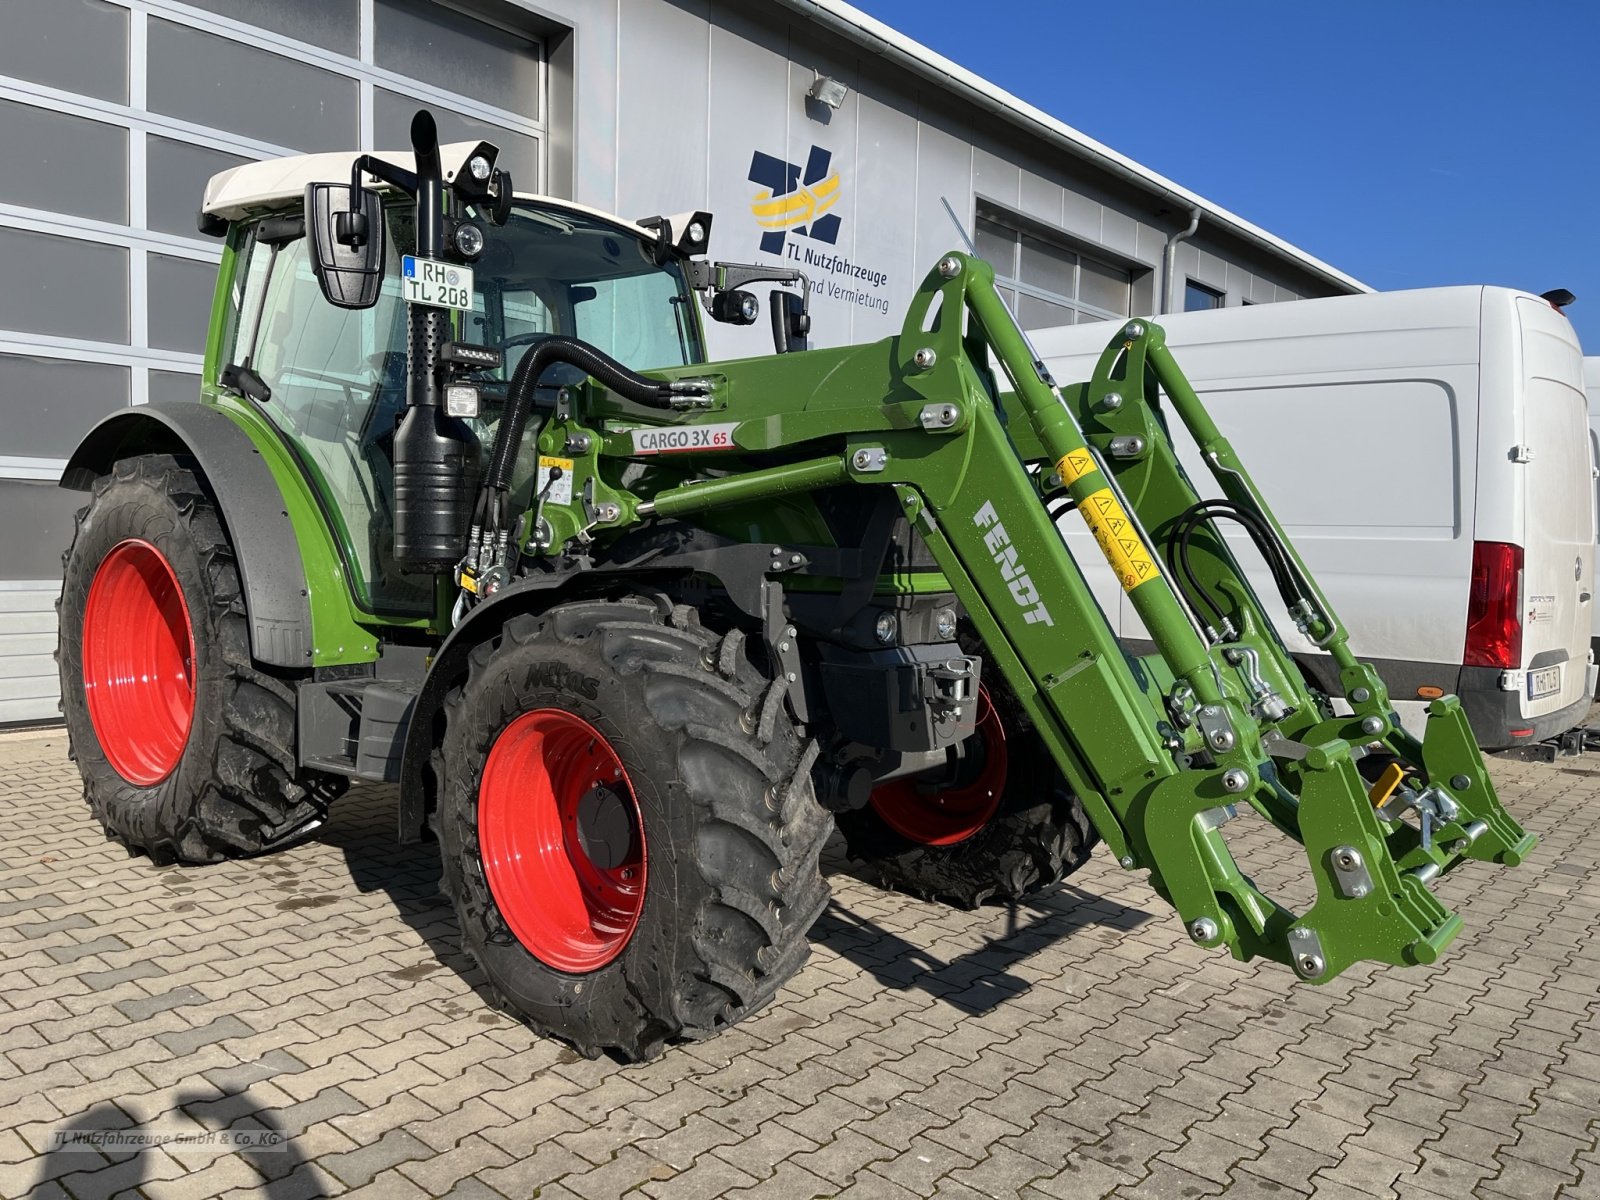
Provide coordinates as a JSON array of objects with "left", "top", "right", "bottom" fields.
[
  {"left": 401, "top": 256, "right": 474, "bottom": 311},
  {"left": 1527, "top": 666, "right": 1561, "bottom": 700}
]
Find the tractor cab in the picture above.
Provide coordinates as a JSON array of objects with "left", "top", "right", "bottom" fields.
[{"left": 202, "top": 149, "right": 710, "bottom": 611}]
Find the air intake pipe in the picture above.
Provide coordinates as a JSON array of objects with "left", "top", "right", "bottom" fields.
[{"left": 393, "top": 110, "right": 482, "bottom": 570}]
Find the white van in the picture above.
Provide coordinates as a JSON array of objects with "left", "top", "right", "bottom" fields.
[
  {"left": 1032, "top": 286, "right": 1595, "bottom": 750},
  {"left": 1585, "top": 356, "right": 1600, "bottom": 678}
]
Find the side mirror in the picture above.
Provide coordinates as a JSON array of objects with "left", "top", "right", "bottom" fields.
[
  {"left": 304, "top": 182, "right": 385, "bottom": 309},
  {"left": 771, "top": 289, "right": 810, "bottom": 353}
]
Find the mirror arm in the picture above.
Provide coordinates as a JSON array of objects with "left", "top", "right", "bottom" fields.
[
  {"left": 688, "top": 261, "right": 812, "bottom": 314},
  {"left": 350, "top": 154, "right": 418, "bottom": 200}
]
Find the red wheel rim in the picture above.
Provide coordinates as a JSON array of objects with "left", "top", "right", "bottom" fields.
[
  {"left": 869, "top": 686, "right": 1006, "bottom": 846},
  {"left": 82, "top": 539, "right": 196, "bottom": 787},
  {"left": 478, "top": 709, "right": 647, "bottom": 973}
]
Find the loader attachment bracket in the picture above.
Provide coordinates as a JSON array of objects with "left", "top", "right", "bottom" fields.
[{"left": 885, "top": 252, "right": 1539, "bottom": 985}]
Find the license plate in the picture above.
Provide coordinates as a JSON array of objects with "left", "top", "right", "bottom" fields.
[
  {"left": 1527, "top": 665, "right": 1562, "bottom": 700},
  {"left": 401, "top": 256, "right": 474, "bottom": 311}
]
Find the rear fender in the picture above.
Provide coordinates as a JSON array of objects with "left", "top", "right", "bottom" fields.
[{"left": 61, "top": 404, "right": 314, "bottom": 668}]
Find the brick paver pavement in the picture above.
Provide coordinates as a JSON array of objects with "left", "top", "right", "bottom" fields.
[{"left": 0, "top": 723, "right": 1596, "bottom": 1199}]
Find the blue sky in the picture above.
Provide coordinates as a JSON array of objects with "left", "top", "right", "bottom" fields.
[{"left": 851, "top": 0, "right": 1599, "bottom": 350}]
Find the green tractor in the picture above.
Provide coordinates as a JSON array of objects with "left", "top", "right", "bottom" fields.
[{"left": 57, "top": 113, "right": 1534, "bottom": 1059}]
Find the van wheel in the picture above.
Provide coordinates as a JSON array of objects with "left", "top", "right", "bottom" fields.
[
  {"left": 437, "top": 601, "right": 831, "bottom": 1061},
  {"left": 57, "top": 455, "right": 342, "bottom": 863}
]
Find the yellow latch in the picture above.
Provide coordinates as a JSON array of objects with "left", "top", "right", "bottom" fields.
[{"left": 1368, "top": 762, "right": 1406, "bottom": 808}]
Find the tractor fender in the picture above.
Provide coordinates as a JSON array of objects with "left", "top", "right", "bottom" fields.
[
  {"left": 397, "top": 530, "right": 794, "bottom": 842},
  {"left": 396, "top": 564, "right": 689, "bottom": 843},
  {"left": 61, "top": 404, "right": 314, "bottom": 669}
]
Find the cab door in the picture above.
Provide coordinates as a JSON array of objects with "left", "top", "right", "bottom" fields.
[{"left": 225, "top": 211, "right": 428, "bottom": 614}]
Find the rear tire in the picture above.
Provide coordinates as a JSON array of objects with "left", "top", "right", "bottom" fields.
[
  {"left": 835, "top": 674, "right": 1097, "bottom": 908},
  {"left": 438, "top": 600, "right": 830, "bottom": 1061},
  {"left": 57, "top": 455, "right": 340, "bottom": 863}
]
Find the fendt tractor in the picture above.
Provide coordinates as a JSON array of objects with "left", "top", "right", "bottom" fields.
[{"left": 56, "top": 112, "right": 1534, "bottom": 1060}]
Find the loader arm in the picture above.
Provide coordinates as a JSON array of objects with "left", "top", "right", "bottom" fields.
[{"left": 528, "top": 252, "right": 1535, "bottom": 983}]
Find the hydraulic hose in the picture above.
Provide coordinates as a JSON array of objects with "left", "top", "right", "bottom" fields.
[
  {"left": 1167, "top": 500, "right": 1312, "bottom": 626},
  {"left": 484, "top": 336, "right": 683, "bottom": 492}
]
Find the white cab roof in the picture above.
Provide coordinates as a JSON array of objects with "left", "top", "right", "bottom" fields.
[{"left": 201, "top": 142, "right": 657, "bottom": 237}]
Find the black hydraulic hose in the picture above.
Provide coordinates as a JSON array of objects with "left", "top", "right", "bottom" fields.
[
  {"left": 1196, "top": 502, "right": 1307, "bottom": 602},
  {"left": 1182, "top": 512, "right": 1297, "bottom": 605},
  {"left": 484, "top": 336, "right": 680, "bottom": 492},
  {"left": 1173, "top": 502, "right": 1287, "bottom": 589},
  {"left": 1165, "top": 532, "right": 1227, "bottom": 628},
  {"left": 1169, "top": 500, "right": 1311, "bottom": 620}
]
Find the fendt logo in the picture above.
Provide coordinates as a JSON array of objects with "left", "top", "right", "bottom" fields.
[
  {"left": 747, "top": 145, "right": 842, "bottom": 256},
  {"left": 974, "top": 501, "right": 1055, "bottom": 628}
]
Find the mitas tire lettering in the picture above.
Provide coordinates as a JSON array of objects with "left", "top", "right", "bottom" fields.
[{"left": 523, "top": 661, "right": 600, "bottom": 700}]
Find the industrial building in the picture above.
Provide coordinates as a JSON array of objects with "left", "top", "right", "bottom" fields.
[{"left": 0, "top": 0, "right": 1366, "bottom": 722}]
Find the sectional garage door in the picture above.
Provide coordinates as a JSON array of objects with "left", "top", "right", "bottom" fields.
[{"left": 0, "top": 0, "right": 547, "bottom": 723}]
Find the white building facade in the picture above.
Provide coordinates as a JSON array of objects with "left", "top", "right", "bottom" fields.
[{"left": 0, "top": 0, "right": 1364, "bottom": 722}]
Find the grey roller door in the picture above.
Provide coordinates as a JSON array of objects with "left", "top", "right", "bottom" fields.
[{"left": 0, "top": 0, "right": 549, "bottom": 722}]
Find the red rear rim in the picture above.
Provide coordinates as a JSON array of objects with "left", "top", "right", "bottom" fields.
[
  {"left": 82, "top": 539, "right": 196, "bottom": 787},
  {"left": 478, "top": 709, "right": 646, "bottom": 973},
  {"left": 869, "top": 685, "right": 1006, "bottom": 846}
]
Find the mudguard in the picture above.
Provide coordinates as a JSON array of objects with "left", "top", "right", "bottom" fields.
[
  {"left": 61, "top": 404, "right": 314, "bottom": 668},
  {"left": 396, "top": 531, "right": 781, "bottom": 841}
]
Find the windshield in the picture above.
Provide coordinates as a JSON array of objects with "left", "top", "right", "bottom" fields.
[
  {"left": 391, "top": 202, "right": 705, "bottom": 377},
  {"left": 224, "top": 199, "right": 702, "bottom": 615}
]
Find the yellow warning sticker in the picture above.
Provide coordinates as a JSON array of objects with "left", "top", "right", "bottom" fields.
[
  {"left": 1055, "top": 449, "right": 1098, "bottom": 486},
  {"left": 1079, "top": 487, "right": 1161, "bottom": 591},
  {"left": 537, "top": 456, "right": 575, "bottom": 506}
]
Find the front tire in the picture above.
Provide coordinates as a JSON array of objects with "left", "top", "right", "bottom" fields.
[
  {"left": 58, "top": 455, "right": 339, "bottom": 863},
  {"left": 438, "top": 601, "right": 830, "bottom": 1061},
  {"left": 835, "top": 677, "right": 1098, "bottom": 908}
]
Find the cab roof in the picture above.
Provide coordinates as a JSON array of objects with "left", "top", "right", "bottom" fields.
[{"left": 201, "top": 142, "right": 657, "bottom": 238}]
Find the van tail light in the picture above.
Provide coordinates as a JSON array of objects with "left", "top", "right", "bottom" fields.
[{"left": 1464, "top": 541, "right": 1523, "bottom": 669}]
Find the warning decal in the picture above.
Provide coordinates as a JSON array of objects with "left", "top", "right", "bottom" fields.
[
  {"left": 1079, "top": 487, "right": 1161, "bottom": 591},
  {"left": 536, "top": 456, "right": 574, "bottom": 506},
  {"left": 1055, "top": 449, "right": 1098, "bottom": 486}
]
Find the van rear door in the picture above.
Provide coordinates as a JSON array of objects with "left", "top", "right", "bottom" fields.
[
  {"left": 1512, "top": 296, "right": 1593, "bottom": 724},
  {"left": 1585, "top": 357, "right": 1600, "bottom": 676}
]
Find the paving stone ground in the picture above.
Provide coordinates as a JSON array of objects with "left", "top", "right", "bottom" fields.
[{"left": 1, "top": 723, "right": 1596, "bottom": 1199}]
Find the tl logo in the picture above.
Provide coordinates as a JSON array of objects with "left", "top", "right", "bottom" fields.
[{"left": 747, "top": 145, "right": 842, "bottom": 256}]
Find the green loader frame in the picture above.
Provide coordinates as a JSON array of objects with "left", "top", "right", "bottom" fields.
[{"left": 534, "top": 250, "right": 1535, "bottom": 983}]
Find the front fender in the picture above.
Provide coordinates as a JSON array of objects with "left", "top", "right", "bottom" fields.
[
  {"left": 62, "top": 404, "right": 314, "bottom": 668},
  {"left": 396, "top": 568, "right": 601, "bottom": 843}
]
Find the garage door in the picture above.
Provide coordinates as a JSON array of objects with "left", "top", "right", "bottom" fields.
[{"left": 0, "top": 0, "right": 548, "bottom": 723}]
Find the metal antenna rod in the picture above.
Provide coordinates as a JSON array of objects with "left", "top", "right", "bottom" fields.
[{"left": 940, "top": 195, "right": 979, "bottom": 255}]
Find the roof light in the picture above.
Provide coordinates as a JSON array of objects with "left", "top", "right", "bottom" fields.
[
  {"left": 451, "top": 221, "right": 485, "bottom": 261},
  {"left": 468, "top": 154, "right": 492, "bottom": 182},
  {"left": 808, "top": 72, "right": 849, "bottom": 110}
]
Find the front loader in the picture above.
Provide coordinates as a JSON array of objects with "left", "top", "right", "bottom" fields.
[{"left": 56, "top": 112, "right": 1534, "bottom": 1060}]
